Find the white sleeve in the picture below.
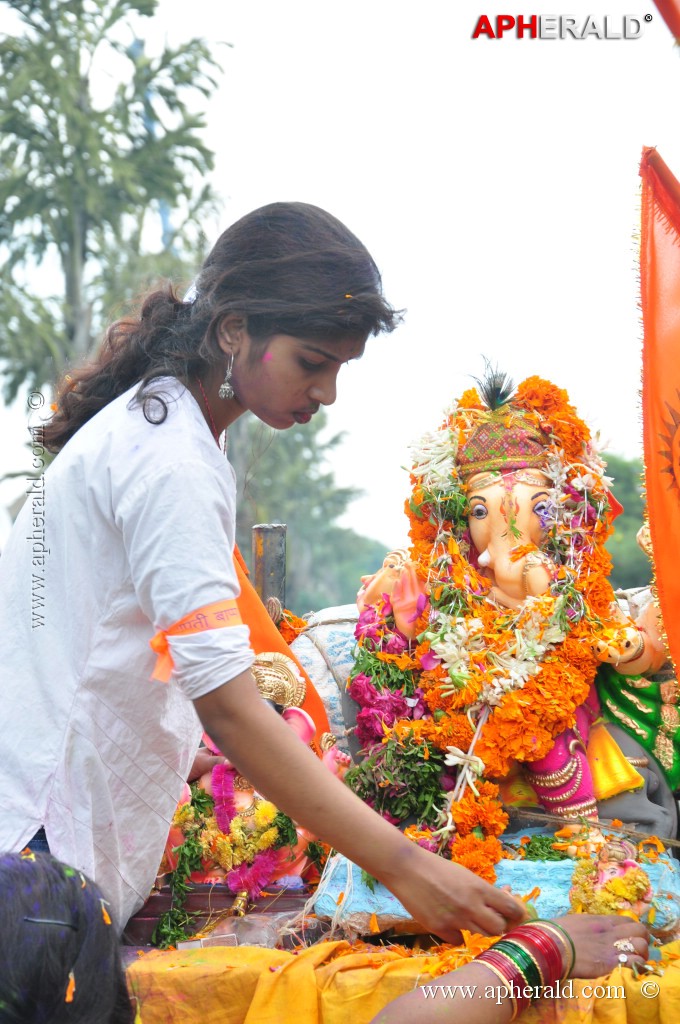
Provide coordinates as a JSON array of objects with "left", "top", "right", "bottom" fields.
[{"left": 115, "top": 459, "right": 254, "bottom": 700}]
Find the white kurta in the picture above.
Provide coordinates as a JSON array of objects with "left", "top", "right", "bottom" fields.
[{"left": 0, "top": 378, "right": 254, "bottom": 925}]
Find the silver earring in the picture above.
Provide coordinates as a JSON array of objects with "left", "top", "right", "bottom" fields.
[{"left": 218, "top": 353, "right": 235, "bottom": 400}]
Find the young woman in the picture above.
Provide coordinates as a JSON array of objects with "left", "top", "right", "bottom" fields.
[
  {"left": 0, "top": 203, "right": 583, "bottom": 945},
  {"left": 0, "top": 851, "right": 134, "bottom": 1023}
]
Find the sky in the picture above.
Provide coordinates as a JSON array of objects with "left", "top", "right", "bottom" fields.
[{"left": 2, "top": 1, "right": 679, "bottom": 552}]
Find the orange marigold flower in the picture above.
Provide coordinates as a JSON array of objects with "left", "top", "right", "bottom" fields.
[
  {"left": 278, "top": 609, "right": 308, "bottom": 644},
  {"left": 449, "top": 833, "right": 503, "bottom": 883},
  {"left": 457, "top": 387, "right": 484, "bottom": 410},
  {"left": 450, "top": 785, "right": 508, "bottom": 838}
]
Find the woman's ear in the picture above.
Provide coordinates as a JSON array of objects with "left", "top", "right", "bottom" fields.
[{"left": 217, "top": 314, "right": 247, "bottom": 356}]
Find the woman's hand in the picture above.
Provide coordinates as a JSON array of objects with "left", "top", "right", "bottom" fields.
[
  {"left": 384, "top": 843, "right": 527, "bottom": 942},
  {"left": 187, "top": 746, "right": 226, "bottom": 782},
  {"left": 551, "top": 914, "right": 649, "bottom": 978}
]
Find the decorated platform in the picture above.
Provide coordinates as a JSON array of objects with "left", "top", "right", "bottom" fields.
[{"left": 124, "top": 939, "right": 680, "bottom": 1024}]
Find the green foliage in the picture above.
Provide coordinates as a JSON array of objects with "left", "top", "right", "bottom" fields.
[
  {"left": 352, "top": 644, "right": 418, "bottom": 695},
  {"left": 360, "top": 869, "right": 377, "bottom": 893},
  {"left": 603, "top": 452, "right": 652, "bottom": 591},
  {"left": 152, "top": 780, "right": 213, "bottom": 948},
  {"left": 344, "top": 734, "right": 446, "bottom": 826},
  {"left": 304, "top": 839, "right": 330, "bottom": 873},
  {"left": 227, "top": 411, "right": 389, "bottom": 614},
  {"left": 271, "top": 812, "right": 299, "bottom": 851},
  {"left": 151, "top": 830, "right": 203, "bottom": 948},
  {"left": 0, "top": 0, "right": 222, "bottom": 399},
  {"left": 521, "top": 834, "right": 570, "bottom": 861}
]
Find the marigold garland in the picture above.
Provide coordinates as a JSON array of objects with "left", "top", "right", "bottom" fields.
[
  {"left": 277, "top": 608, "right": 309, "bottom": 645},
  {"left": 154, "top": 776, "right": 303, "bottom": 947}
]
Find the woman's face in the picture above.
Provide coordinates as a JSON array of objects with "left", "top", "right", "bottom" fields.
[{"left": 229, "top": 331, "right": 366, "bottom": 430}]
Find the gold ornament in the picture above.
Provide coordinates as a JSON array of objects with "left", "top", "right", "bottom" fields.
[{"left": 252, "top": 652, "right": 306, "bottom": 708}]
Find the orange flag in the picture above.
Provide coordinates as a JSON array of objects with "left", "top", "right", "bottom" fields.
[
  {"left": 232, "top": 546, "right": 331, "bottom": 743},
  {"left": 653, "top": 0, "right": 680, "bottom": 42},
  {"left": 640, "top": 146, "right": 680, "bottom": 675}
]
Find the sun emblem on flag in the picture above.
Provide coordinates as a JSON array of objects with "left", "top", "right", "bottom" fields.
[{"left": 659, "top": 395, "right": 680, "bottom": 492}]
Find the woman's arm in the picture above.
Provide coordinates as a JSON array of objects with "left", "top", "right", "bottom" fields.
[
  {"left": 369, "top": 914, "right": 650, "bottom": 1024},
  {"left": 371, "top": 961, "right": 515, "bottom": 1024},
  {"left": 193, "top": 670, "right": 527, "bottom": 941}
]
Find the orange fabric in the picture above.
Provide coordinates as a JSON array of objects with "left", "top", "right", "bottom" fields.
[
  {"left": 232, "top": 545, "right": 331, "bottom": 744},
  {"left": 654, "top": 0, "right": 680, "bottom": 41},
  {"left": 149, "top": 600, "right": 243, "bottom": 682},
  {"left": 640, "top": 147, "right": 680, "bottom": 680}
]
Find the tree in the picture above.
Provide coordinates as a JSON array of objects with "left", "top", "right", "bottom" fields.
[
  {"left": 227, "top": 412, "right": 389, "bottom": 614},
  {"left": 604, "top": 452, "right": 652, "bottom": 591},
  {"left": 0, "top": 0, "right": 221, "bottom": 400}
]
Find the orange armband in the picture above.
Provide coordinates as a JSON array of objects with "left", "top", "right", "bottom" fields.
[{"left": 149, "top": 599, "right": 243, "bottom": 683}]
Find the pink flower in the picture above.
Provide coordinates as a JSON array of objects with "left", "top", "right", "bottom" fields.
[
  {"left": 211, "top": 764, "right": 238, "bottom": 832},
  {"left": 384, "top": 632, "right": 408, "bottom": 654},
  {"left": 419, "top": 649, "right": 441, "bottom": 671},
  {"left": 355, "top": 607, "right": 381, "bottom": 642},
  {"left": 408, "top": 592, "right": 428, "bottom": 623},
  {"left": 407, "top": 688, "right": 426, "bottom": 720},
  {"left": 355, "top": 691, "right": 411, "bottom": 745},
  {"left": 415, "top": 836, "right": 439, "bottom": 854},
  {"left": 226, "top": 849, "right": 279, "bottom": 898},
  {"left": 348, "top": 673, "right": 379, "bottom": 705}
]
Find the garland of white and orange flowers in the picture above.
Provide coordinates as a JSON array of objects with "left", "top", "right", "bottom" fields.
[
  {"left": 354, "top": 391, "right": 612, "bottom": 788},
  {"left": 409, "top": 402, "right": 611, "bottom": 723}
]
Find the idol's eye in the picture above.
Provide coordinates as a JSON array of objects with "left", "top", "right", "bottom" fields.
[
  {"left": 533, "top": 500, "right": 549, "bottom": 517},
  {"left": 470, "top": 505, "right": 488, "bottom": 520}
]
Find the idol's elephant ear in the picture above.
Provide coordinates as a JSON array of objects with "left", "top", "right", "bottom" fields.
[
  {"left": 391, "top": 562, "right": 428, "bottom": 640},
  {"left": 597, "top": 724, "right": 678, "bottom": 840}
]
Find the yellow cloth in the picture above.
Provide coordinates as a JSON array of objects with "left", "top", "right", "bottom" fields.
[
  {"left": 126, "top": 941, "right": 680, "bottom": 1024},
  {"left": 587, "top": 722, "right": 644, "bottom": 801}
]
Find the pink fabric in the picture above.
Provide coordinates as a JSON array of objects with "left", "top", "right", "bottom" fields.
[{"left": 527, "top": 689, "right": 599, "bottom": 813}]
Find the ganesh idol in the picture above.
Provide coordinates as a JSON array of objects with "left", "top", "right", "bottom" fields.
[{"left": 345, "top": 369, "right": 676, "bottom": 875}]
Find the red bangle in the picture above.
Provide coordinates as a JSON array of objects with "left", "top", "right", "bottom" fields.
[
  {"left": 476, "top": 949, "right": 534, "bottom": 1017},
  {"left": 504, "top": 927, "right": 562, "bottom": 983},
  {"left": 473, "top": 959, "right": 520, "bottom": 1021},
  {"left": 503, "top": 924, "right": 565, "bottom": 984},
  {"left": 533, "top": 921, "right": 575, "bottom": 979}
]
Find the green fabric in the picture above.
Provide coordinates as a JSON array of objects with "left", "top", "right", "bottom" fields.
[{"left": 596, "top": 663, "right": 680, "bottom": 790}]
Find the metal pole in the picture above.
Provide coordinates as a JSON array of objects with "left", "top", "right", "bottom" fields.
[{"left": 252, "top": 524, "right": 287, "bottom": 606}]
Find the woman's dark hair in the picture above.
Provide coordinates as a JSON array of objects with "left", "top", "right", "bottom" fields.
[
  {"left": 44, "top": 201, "right": 401, "bottom": 451},
  {"left": 0, "top": 852, "right": 134, "bottom": 1023}
]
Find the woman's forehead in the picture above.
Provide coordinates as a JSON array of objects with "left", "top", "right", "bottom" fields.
[{"left": 296, "top": 336, "right": 366, "bottom": 363}]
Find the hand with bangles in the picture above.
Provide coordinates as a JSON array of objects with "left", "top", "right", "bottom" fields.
[{"left": 370, "top": 914, "right": 649, "bottom": 1024}]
